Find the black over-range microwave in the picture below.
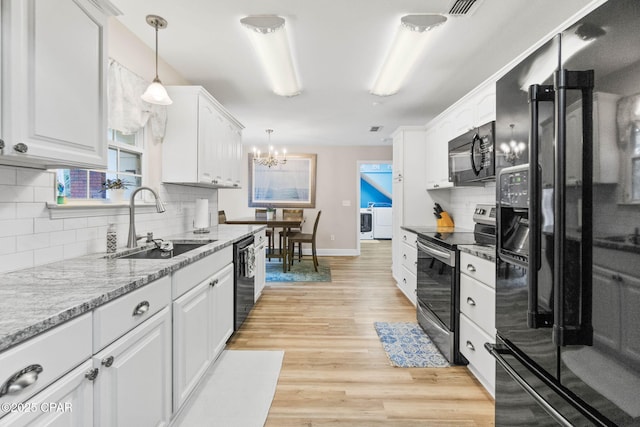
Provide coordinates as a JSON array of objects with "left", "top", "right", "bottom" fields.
[{"left": 448, "top": 121, "right": 495, "bottom": 185}]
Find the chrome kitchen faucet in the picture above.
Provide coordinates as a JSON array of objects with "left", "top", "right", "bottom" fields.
[{"left": 127, "top": 186, "right": 166, "bottom": 248}]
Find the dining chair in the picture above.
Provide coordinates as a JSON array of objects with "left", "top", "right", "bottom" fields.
[
  {"left": 255, "top": 209, "right": 274, "bottom": 259},
  {"left": 278, "top": 209, "right": 304, "bottom": 250},
  {"left": 218, "top": 210, "right": 226, "bottom": 224},
  {"left": 288, "top": 210, "right": 321, "bottom": 272}
]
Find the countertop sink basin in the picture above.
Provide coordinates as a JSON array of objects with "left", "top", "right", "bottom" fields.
[{"left": 115, "top": 241, "right": 216, "bottom": 260}]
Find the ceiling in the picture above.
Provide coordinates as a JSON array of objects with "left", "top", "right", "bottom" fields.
[{"left": 112, "top": 0, "right": 595, "bottom": 148}]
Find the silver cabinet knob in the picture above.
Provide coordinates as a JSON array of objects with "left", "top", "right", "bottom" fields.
[
  {"left": 0, "top": 364, "right": 43, "bottom": 397},
  {"left": 210, "top": 278, "right": 219, "bottom": 287},
  {"left": 466, "top": 297, "right": 476, "bottom": 306},
  {"left": 0, "top": 139, "right": 4, "bottom": 150},
  {"left": 13, "top": 143, "right": 28, "bottom": 153},
  {"left": 101, "top": 356, "right": 114, "bottom": 367},
  {"left": 466, "top": 340, "right": 475, "bottom": 351},
  {"left": 85, "top": 368, "right": 99, "bottom": 381},
  {"left": 466, "top": 264, "right": 476, "bottom": 272}
]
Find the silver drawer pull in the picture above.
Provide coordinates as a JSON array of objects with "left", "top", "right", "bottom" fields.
[
  {"left": 210, "top": 278, "right": 219, "bottom": 287},
  {"left": 466, "top": 340, "right": 475, "bottom": 351},
  {"left": 101, "top": 356, "right": 114, "bottom": 367},
  {"left": 0, "top": 364, "right": 43, "bottom": 397},
  {"left": 132, "top": 300, "right": 150, "bottom": 316},
  {"left": 466, "top": 297, "right": 476, "bottom": 306},
  {"left": 13, "top": 143, "right": 28, "bottom": 153},
  {"left": 466, "top": 264, "right": 476, "bottom": 272}
]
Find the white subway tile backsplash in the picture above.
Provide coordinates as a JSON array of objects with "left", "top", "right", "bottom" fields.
[
  {"left": 0, "top": 203, "right": 16, "bottom": 220},
  {"left": 0, "top": 165, "right": 219, "bottom": 272},
  {"left": 34, "top": 217, "right": 64, "bottom": 233},
  {"left": 0, "top": 185, "right": 34, "bottom": 203},
  {"left": 17, "top": 169, "right": 54, "bottom": 187},
  {"left": 0, "top": 167, "right": 17, "bottom": 185},
  {"left": 63, "top": 217, "right": 88, "bottom": 230},
  {"left": 34, "top": 246, "right": 64, "bottom": 266},
  {"left": 0, "top": 218, "right": 34, "bottom": 237},
  {"left": 63, "top": 241, "right": 88, "bottom": 259},
  {"left": 0, "top": 251, "right": 34, "bottom": 274},
  {"left": 50, "top": 229, "right": 77, "bottom": 246},
  {"left": 0, "top": 237, "right": 17, "bottom": 255},
  {"left": 17, "top": 202, "right": 48, "bottom": 219},
  {"left": 17, "top": 233, "right": 51, "bottom": 252}
]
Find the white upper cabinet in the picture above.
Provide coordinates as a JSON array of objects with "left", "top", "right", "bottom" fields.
[
  {"left": 162, "top": 86, "right": 244, "bottom": 189},
  {"left": 425, "top": 119, "right": 454, "bottom": 190},
  {"left": 0, "top": 0, "right": 116, "bottom": 169}
]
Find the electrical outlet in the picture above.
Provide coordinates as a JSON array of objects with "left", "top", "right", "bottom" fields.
[{"left": 330, "top": 234, "right": 335, "bottom": 241}]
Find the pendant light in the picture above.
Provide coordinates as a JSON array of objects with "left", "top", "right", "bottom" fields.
[{"left": 141, "top": 15, "right": 173, "bottom": 105}]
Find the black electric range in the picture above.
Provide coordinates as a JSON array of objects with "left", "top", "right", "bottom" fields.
[{"left": 406, "top": 204, "right": 496, "bottom": 365}]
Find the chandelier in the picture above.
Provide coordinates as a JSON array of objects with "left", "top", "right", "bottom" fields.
[
  {"left": 253, "top": 129, "right": 287, "bottom": 168},
  {"left": 500, "top": 124, "right": 527, "bottom": 165}
]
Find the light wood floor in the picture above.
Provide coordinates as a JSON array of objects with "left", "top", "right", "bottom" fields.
[{"left": 227, "top": 240, "right": 495, "bottom": 426}]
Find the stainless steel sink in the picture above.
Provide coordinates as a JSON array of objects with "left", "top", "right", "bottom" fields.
[{"left": 113, "top": 240, "right": 216, "bottom": 260}]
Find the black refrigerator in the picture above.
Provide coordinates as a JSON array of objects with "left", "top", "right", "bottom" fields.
[{"left": 489, "top": 0, "right": 640, "bottom": 425}]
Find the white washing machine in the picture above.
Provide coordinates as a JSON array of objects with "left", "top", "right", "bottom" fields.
[
  {"left": 373, "top": 207, "right": 392, "bottom": 239},
  {"left": 360, "top": 208, "right": 373, "bottom": 239}
]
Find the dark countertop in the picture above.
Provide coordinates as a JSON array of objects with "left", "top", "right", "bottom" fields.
[
  {"left": 0, "top": 224, "right": 265, "bottom": 353},
  {"left": 458, "top": 244, "right": 497, "bottom": 262}
]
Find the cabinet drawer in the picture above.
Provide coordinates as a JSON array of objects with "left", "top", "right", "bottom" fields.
[
  {"left": 460, "top": 274, "right": 495, "bottom": 334},
  {"left": 173, "top": 246, "right": 233, "bottom": 298},
  {"left": 460, "top": 252, "right": 495, "bottom": 288},
  {"left": 254, "top": 229, "right": 267, "bottom": 247},
  {"left": 400, "top": 230, "right": 417, "bottom": 247},
  {"left": 0, "top": 313, "right": 92, "bottom": 418},
  {"left": 398, "top": 266, "right": 417, "bottom": 305},
  {"left": 401, "top": 242, "right": 417, "bottom": 271},
  {"left": 93, "top": 276, "right": 171, "bottom": 352},
  {"left": 459, "top": 313, "right": 495, "bottom": 392}
]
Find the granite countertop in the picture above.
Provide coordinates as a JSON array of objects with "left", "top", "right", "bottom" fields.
[
  {"left": 0, "top": 224, "right": 265, "bottom": 353},
  {"left": 458, "top": 244, "right": 497, "bottom": 262}
]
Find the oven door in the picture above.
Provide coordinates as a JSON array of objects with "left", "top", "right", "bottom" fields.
[{"left": 416, "top": 238, "right": 454, "bottom": 330}]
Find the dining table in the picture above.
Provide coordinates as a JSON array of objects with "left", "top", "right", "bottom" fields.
[{"left": 224, "top": 215, "right": 304, "bottom": 272}]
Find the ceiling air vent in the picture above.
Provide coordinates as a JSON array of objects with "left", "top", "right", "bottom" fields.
[
  {"left": 369, "top": 126, "right": 383, "bottom": 132},
  {"left": 448, "top": 0, "right": 482, "bottom": 16}
]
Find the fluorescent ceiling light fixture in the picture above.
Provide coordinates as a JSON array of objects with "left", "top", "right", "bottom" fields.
[
  {"left": 371, "top": 14, "right": 447, "bottom": 97},
  {"left": 240, "top": 15, "right": 301, "bottom": 97},
  {"left": 141, "top": 15, "right": 173, "bottom": 105}
]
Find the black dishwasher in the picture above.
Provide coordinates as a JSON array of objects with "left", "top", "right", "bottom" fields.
[{"left": 233, "top": 235, "right": 255, "bottom": 331}]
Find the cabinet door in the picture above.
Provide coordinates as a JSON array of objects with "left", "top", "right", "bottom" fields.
[
  {"left": 1, "top": 0, "right": 108, "bottom": 169},
  {"left": 172, "top": 280, "right": 212, "bottom": 411},
  {"left": 474, "top": 84, "right": 496, "bottom": 126},
  {"left": 197, "top": 94, "right": 217, "bottom": 184},
  {"left": 211, "top": 264, "right": 235, "bottom": 359},
  {"left": 0, "top": 361, "right": 93, "bottom": 427},
  {"left": 426, "top": 120, "right": 454, "bottom": 189},
  {"left": 93, "top": 308, "right": 171, "bottom": 427}
]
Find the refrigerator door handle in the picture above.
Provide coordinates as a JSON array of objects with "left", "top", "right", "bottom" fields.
[
  {"left": 486, "top": 343, "right": 573, "bottom": 427},
  {"left": 527, "top": 84, "right": 554, "bottom": 329},
  {"left": 553, "top": 69, "right": 595, "bottom": 346}
]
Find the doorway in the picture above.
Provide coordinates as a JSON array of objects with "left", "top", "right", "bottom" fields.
[{"left": 356, "top": 161, "right": 392, "bottom": 254}]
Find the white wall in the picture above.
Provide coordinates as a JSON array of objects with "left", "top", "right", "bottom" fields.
[
  {"left": 0, "top": 18, "right": 221, "bottom": 274},
  {"left": 219, "top": 145, "right": 393, "bottom": 255}
]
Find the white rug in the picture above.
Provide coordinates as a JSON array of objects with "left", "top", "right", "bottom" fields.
[{"left": 173, "top": 350, "right": 284, "bottom": 427}]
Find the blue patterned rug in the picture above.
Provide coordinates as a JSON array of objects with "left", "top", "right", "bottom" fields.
[
  {"left": 374, "top": 322, "right": 450, "bottom": 368},
  {"left": 266, "top": 260, "right": 331, "bottom": 282}
]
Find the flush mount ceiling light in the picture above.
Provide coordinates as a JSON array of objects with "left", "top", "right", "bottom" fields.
[
  {"left": 240, "top": 15, "right": 301, "bottom": 97},
  {"left": 141, "top": 14, "right": 173, "bottom": 105},
  {"left": 371, "top": 14, "right": 447, "bottom": 97}
]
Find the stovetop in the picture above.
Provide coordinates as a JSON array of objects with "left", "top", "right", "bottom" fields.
[{"left": 405, "top": 226, "right": 478, "bottom": 249}]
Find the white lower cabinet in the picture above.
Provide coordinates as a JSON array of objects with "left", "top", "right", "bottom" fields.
[
  {"left": 172, "top": 262, "right": 234, "bottom": 413},
  {"left": 0, "top": 360, "right": 94, "bottom": 427},
  {"left": 92, "top": 307, "right": 172, "bottom": 427},
  {"left": 458, "top": 251, "right": 496, "bottom": 397}
]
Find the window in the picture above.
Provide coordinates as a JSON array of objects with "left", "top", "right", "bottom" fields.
[{"left": 57, "top": 129, "right": 144, "bottom": 201}]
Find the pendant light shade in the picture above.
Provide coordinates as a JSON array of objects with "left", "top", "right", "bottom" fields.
[{"left": 141, "top": 15, "right": 172, "bottom": 105}]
